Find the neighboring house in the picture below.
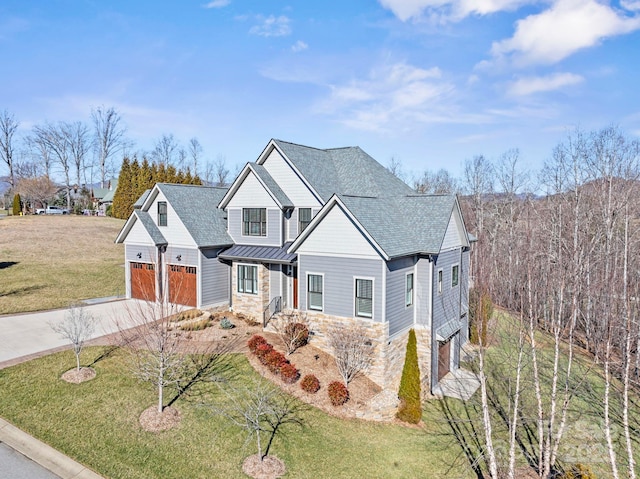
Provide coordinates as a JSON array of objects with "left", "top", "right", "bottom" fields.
[
  {"left": 116, "top": 139, "right": 472, "bottom": 394},
  {"left": 92, "top": 179, "right": 118, "bottom": 214},
  {"left": 115, "top": 183, "right": 232, "bottom": 308}
]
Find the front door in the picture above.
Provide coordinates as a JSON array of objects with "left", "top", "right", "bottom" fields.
[{"left": 438, "top": 340, "right": 451, "bottom": 381}]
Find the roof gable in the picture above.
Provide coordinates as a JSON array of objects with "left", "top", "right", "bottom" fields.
[
  {"left": 218, "top": 162, "right": 293, "bottom": 209},
  {"left": 115, "top": 210, "right": 167, "bottom": 246}
]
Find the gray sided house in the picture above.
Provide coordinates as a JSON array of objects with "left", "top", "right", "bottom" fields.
[
  {"left": 117, "top": 139, "right": 473, "bottom": 394},
  {"left": 115, "top": 183, "right": 232, "bottom": 309}
]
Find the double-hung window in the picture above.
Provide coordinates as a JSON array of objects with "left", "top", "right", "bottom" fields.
[
  {"left": 237, "top": 265, "right": 258, "bottom": 294},
  {"left": 355, "top": 278, "right": 373, "bottom": 318},
  {"left": 452, "top": 265, "right": 459, "bottom": 287},
  {"left": 437, "top": 269, "right": 443, "bottom": 294},
  {"left": 298, "top": 208, "right": 312, "bottom": 233},
  {"left": 243, "top": 208, "right": 266, "bottom": 236},
  {"left": 308, "top": 274, "right": 323, "bottom": 311},
  {"left": 405, "top": 273, "right": 414, "bottom": 307},
  {"left": 158, "top": 201, "right": 167, "bottom": 226}
]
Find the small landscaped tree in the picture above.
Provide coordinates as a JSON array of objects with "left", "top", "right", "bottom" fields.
[
  {"left": 396, "top": 328, "right": 421, "bottom": 424},
  {"left": 271, "top": 310, "right": 309, "bottom": 355},
  {"left": 327, "top": 323, "right": 374, "bottom": 387},
  {"left": 214, "top": 379, "right": 306, "bottom": 478},
  {"left": 50, "top": 304, "right": 97, "bottom": 382}
]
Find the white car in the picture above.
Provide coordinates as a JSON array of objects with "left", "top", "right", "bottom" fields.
[{"left": 39, "top": 206, "right": 69, "bottom": 215}]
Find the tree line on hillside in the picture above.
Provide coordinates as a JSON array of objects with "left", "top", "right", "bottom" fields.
[
  {"left": 0, "top": 108, "right": 232, "bottom": 213},
  {"left": 404, "top": 125, "right": 639, "bottom": 479}
]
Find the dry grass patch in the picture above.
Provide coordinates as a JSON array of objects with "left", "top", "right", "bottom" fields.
[{"left": 0, "top": 215, "right": 125, "bottom": 314}]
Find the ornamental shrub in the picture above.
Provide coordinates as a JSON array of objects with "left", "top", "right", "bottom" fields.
[
  {"left": 560, "top": 464, "right": 597, "bottom": 479},
  {"left": 283, "top": 322, "right": 309, "bottom": 351},
  {"left": 247, "top": 335, "right": 267, "bottom": 354},
  {"left": 279, "top": 363, "right": 300, "bottom": 384},
  {"left": 300, "top": 374, "right": 320, "bottom": 394},
  {"left": 396, "top": 328, "right": 422, "bottom": 424},
  {"left": 264, "top": 350, "right": 287, "bottom": 374},
  {"left": 12, "top": 194, "right": 21, "bottom": 216},
  {"left": 255, "top": 343, "right": 273, "bottom": 363},
  {"left": 328, "top": 381, "right": 349, "bottom": 406},
  {"left": 219, "top": 317, "right": 235, "bottom": 329}
]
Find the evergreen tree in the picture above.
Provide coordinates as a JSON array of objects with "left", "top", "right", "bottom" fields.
[
  {"left": 137, "top": 157, "right": 153, "bottom": 199},
  {"left": 166, "top": 165, "right": 177, "bottom": 183},
  {"left": 396, "top": 329, "right": 422, "bottom": 424},
  {"left": 112, "top": 157, "right": 131, "bottom": 219},
  {"left": 12, "top": 193, "right": 21, "bottom": 215}
]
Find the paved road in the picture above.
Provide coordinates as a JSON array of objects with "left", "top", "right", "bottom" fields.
[
  {"left": 0, "top": 298, "right": 145, "bottom": 365},
  {"left": 0, "top": 442, "right": 60, "bottom": 479}
]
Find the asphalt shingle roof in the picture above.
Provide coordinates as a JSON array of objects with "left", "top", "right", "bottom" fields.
[
  {"left": 338, "top": 194, "right": 457, "bottom": 258},
  {"left": 248, "top": 164, "right": 293, "bottom": 208},
  {"left": 155, "top": 183, "right": 233, "bottom": 248},
  {"left": 133, "top": 189, "right": 151, "bottom": 209},
  {"left": 134, "top": 210, "right": 167, "bottom": 246},
  {"left": 272, "top": 140, "right": 415, "bottom": 201}
]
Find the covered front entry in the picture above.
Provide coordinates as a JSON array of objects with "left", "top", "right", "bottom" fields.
[
  {"left": 168, "top": 265, "right": 197, "bottom": 307},
  {"left": 131, "top": 262, "right": 156, "bottom": 302},
  {"left": 438, "top": 339, "right": 451, "bottom": 381}
]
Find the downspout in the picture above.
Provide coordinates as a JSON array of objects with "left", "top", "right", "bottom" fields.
[{"left": 157, "top": 244, "right": 167, "bottom": 302}]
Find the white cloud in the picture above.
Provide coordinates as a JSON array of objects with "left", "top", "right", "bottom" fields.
[
  {"left": 507, "top": 72, "right": 584, "bottom": 95},
  {"left": 622, "top": 0, "right": 640, "bottom": 11},
  {"left": 316, "top": 62, "right": 460, "bottom": 131},
  {"left": 492, "top": 0, "right": 640, "bottom": 65},
  {"left": 249, "top": 15, "right": 291, "bottom": 37},
  {"left": 203, "top": 0, "right": 230, "bottom": 8},
  {"left": 291, "top": 40, "right": 308, "bottom": 52},
  {"left": 377, "top": 0, "right": 534, "bottom": 22}
]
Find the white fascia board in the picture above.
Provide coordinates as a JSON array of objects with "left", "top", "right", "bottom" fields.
[
  {"left": 258, "top": 140, "right": 324, "bottom": 205},
  {"left": 218, "top": 163, "right": 252, "bottom": 209},
  {"left": 115, "top": 212, "right": 138, "bottom": 243},
  {"left": 247, "top": 164, "right": 286, "bottom": 209},
  {"left": 288, "top": 195, "right": 389, "bottom": 260},
  {"left": 454, "top": 196, "right": 471, "bottom": 248},
  {"left": 140, "top": 185, "right": 160, "bottom": 212}
]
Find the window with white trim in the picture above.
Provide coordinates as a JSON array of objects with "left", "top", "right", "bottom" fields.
[
  {"left": 355, "top": 278, "right": 373, "bottom": 318},
  {"left": 237, "top": 264, "right": 258, "bottom": 294},
  {"left": 158, "top": 201, "right": 167, "bottom": 226},
  {"left": 298, "top": 208, "right": 312, "bottom": 233},
  {"left": 307, "top": 274, "right": 323, "bottom": 311},
  {"left": 452, "top": 264, "right": 459, "bottom": 287},
  {"left": 437, "top": 269, "right": 443, "bottom": 294},
  {"left": 405, "top": 273, "right": 414, "bottom": 307},
  {"left": 242, "top": 208, "right": 266, "bottom": 236}
]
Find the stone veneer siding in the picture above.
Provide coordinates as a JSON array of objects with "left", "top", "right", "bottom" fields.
[
  {"left": 231, "top": 262, "right": 269, "bottom": 322},
  {"left": 298, "top": 310, "right": 433, "bottom": 395}
]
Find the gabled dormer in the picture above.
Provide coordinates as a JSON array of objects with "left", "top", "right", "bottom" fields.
[{"left": 219, "top": 163, "right": 293, "bottom": 247}]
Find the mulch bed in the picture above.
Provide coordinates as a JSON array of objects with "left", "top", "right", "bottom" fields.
[
  {"left": 139, "top": 405, "right": 181, "bottom": 432},
  {"left": 242, "top": 454, "right": 286, "bottom": 479},
  {"left": 61, "top": 367, "right": 96, "bottom": 383}
]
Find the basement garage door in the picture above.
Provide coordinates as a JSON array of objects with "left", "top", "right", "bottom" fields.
[
  {"left": 169, "top": 265, "right": 197, "bottom": 307},
  {"left": 130, "top": 262, "right": 156, "bottom": 302}
]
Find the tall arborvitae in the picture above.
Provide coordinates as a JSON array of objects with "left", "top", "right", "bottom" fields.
[
  {"left": 137, "top": 157, "right": 154, "bottom": 199},
  {"left": 112, "top": 157, "right": 131, "bottom": 219},
  {"left": 12, "top": 193, "right": 21, "bottom": 215},
  {"left": 396, "top": 329, "right": 422, "bottom": 424}
]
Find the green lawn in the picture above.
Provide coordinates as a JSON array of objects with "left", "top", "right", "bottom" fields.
[
  {"left": 0, "top": 215, "right": 125, "bottom": 314},
  {"left": 0, "top": 348, "right": 471, "bottom": 479}
]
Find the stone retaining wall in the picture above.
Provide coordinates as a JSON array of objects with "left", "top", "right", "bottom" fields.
[{"left": 230, "top": 263, "right": 269, "bottom": 322}]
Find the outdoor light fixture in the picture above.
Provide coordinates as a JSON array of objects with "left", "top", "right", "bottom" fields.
[
  {"left": 136, "top": 252, "right": 142, "bottom": 259},
  {"left": 176, "top": 255, "right": 182, "bottom": 261}
]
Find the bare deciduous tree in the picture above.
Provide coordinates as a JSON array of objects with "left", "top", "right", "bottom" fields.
[
  {"left": 0, "top": 110, "right": 19, "bottom": 188},
  {"left": 152, "top": 133, "right": 179, "bottom": 166},
  {"left": 67, "top": 121, "right": 90, "bottom": 189},
  {"left": 16, "top": 175, "right": 58, "bottom": 210},
  {"left": 213, "top": 379, "right": 306, "bottom": 464},
  {"left": 414, "top": 168, "right": 459, "bottom": 194},
  {"left": 188, "top": 137, "right": 203, "bottom": 176},
  {"left": 326, "top": 323, "right": 374, "bottom": 386},
  {"left": 50, "top": 304, "right": 96, "bottom": 372},
  {"left": 92, "top": 106, "right": 127, "bottom": 188},
  {"left": 33, "top": 122, "right": 73, "bottom": 209}
]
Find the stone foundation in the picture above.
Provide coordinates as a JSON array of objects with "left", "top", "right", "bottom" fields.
[
  {"left": 296, "top": 310, "right": 432, "bottom": 394},
  {"left": 231, "top": 263, "right": 269, "bottom": 322}
]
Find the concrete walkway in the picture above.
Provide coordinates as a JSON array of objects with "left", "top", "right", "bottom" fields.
[
  {"left": 432, "top": 368, "right": 481, "bottom": 401},
  {"left": 0, "top": 298, "right": 150, "bottom": 478},
  {"left": 0, "top": 297, "right": 144, "bottom": 367}
]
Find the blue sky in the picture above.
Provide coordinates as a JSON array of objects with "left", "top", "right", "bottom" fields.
[{"left": 1, "top": 0, "right": 639, "bottom": 181}]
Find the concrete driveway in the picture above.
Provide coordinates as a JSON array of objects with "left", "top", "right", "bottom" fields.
[{"left": 0, "top": 298, "right": 145, "bottom": 367}]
